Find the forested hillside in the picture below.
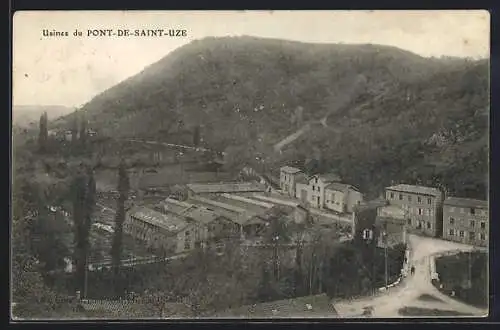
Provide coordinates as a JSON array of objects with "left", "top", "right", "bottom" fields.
[{"left": 56, "top": 36, "right": 489, "bottom": 199}]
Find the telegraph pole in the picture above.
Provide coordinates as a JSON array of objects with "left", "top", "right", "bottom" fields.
[
  {"left": 384, "top": 231, "right": 388, "bottom": 289},
  {"left": 84, "top": 254, "right": 89, "bottom": 299}
]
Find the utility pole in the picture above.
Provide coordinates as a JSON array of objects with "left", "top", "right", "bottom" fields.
[
  {"left": 84, "top": 253, "right": 89, "bottom": 299},
  {"left": 468, "top": 249, "right": 473, "bottom": 289},
  {"left": 384, "top": 231, "right": 388, "bottom": 289}
]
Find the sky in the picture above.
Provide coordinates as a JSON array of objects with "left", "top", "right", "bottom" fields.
[{"left": 12, "top": 10, "right": 490, "bottom": 108}]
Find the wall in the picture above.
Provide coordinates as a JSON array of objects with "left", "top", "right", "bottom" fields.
[
  {"left": 345, "top": 190, "right": 363, "bottom": 213},
  {"left": 296, "top": 183, "right": 308, "bottom": 203},
  {"left": 442, "top": 205, "right": 488, "bottom": 247},
  {"left": 324, "top": 188, "right": 345, "bottom": 213},
  {"left": 309, "top": 176, "right": 326, "bottom": 209}
]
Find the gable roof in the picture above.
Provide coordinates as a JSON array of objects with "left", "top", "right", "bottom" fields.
[
  {"left": 310, "top": 173, "right": 342, "bottom": 184},
  {"left": 353, "top": 198, "right": 388, "bottom": 213},
  {"left": 325, "top": 182, "right": 359, "bottom": 192},
  {"left": 386, "top": 184, "right": 442, "bottom": 197},
  {"left": 128, "top": 206, "right": 189, "bottom": 234},
  {"left": 280, "top": 166, "right": 302, "bottom": 174},
  {"left": 443, "top": 197, "right": 488, "bottom": 209}
]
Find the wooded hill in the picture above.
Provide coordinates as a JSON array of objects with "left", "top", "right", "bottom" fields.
[{"left": 57, "top": 36, "right": 489, "bottom": 199}]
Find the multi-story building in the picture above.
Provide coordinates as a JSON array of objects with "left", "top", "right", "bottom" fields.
[
  {"left": 280, "top": 166, "right": 304, "bottom": 197},
  {"left": 385, "top": 184, "right": 444, "bottom": 237},
  {"left": 279, "top": 166, "right": 363, "bottom": 214},
  {"left": 352, "top": 199, "right": 407, "bottom": 248},
  {"left": 124, "top": 206, "right": 197, "bottom": 255},
  {"left": 442, "top": 197, "right": 488, "bottom": 247}
]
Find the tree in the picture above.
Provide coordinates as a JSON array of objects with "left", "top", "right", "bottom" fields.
[
  {"left": 193, "top": 125, "right": 201, "bottom": 147},
  {"left": 72, "top": 166, "right": 96, "bottom": 296},
  {"left": 38, "top": 112, "right": 48, "bottom": 153},
  {"left": 111, "top": 160, "right": 130, "bottom": 297},
  {"left": 70, "top": 111, "right": 79, "bottom": 152},
  {"left": 79, "top": 114, "right": 88, "bottom": 150}
]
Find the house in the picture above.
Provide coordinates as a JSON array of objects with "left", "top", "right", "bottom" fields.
[
  {"left": 124, "top": 206, "right": 197, "bottom": 255},
  {"left": 324, "top": 183, "right": 363, "bottom": 214},
  {"left": 280, "top": 166, "right": 303, "bottom": 197},
  {"left": 385, "top": 184, "right": 444, "bottom": 237},
  {"left": 295, "top": 174, "right": 309, "bottom": 203},
  {"left": 352, "top": 198, "right": 388, "bottom": 243},
  {"left": 375, "top": 205, "right": 407, "bottom": 248},
  {"left": 442, "top": 197, "right": 488, "bottom": 247},
  {"left": 308, "top": 173, "right": 342, "bottom": 209}
]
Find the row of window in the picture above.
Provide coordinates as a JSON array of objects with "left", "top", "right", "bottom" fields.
[
  {"left": 403, "top": 206, "right": 434, "bottom": 217},
  {"left": 448, "top": 229, "right": 486, "bottom": 241},
  {"left": 408, "top": 219, "right": 433, "bottom": 230},
  {"left": 389, "top": 192, "right": 433, "bottom": 205},
  {"left": 447, "top": 206, "right": 487, "bottom": 216},
  {"left": 449, "top": 217, "right": 487, "bottom": 229}
]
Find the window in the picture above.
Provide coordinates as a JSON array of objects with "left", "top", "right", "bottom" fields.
[
  {"left": 407, "top": 218, "right": 411, "bottom": 225},
  {"left": 390, "top": 192, "right": 394, "bottom": 199},
  {"left": 449, "top": 207, "right": 455, "bottom": 212},
  {"left": 417, "top": 196, "right": 422, "bottom": 203},
  {"left": 408, "top": 195, "right": 412, "bottom": 202},
  {"left": 418, "top": 208, "right": 422, "bottom": 215},
  {"left": 399, "top": 194, "right": 403, "bottom": 200},
  {"left": 460, "top": 208, "right": 465, "bottom": 214},
  {"left": 449, "top": 229, "right": 454, "bottom": 236},
  {"left": 470, "top": 208, "right": 475, "bottom": 215},
  {"left": 449, "top": 217, "right": 455, "bottom": 225},
  {"left": 459, "top": 231, "right": 464, "bottom": 238},
  {"left": 427, "top": 222, "right": 431, "bottom": 229},
  {"left": 315, "top": 178, "right": 318, "bottom": 184},
  {"left": 480, "top": 233, "right": 486, "bottom": 240},
  {"left": 470, "top": 220, "right": 475, "bottom": 228},
  {"left": 469, "top": 232, "right": 475, "bottom": 240},
  {"left": 185, "top": 230, "right": 191, "bottom": 236},
  {"left": 427, "top": 198, "right": 432, "bottom": 205},
  {"left": 481, "top": 222, "right": 486, "bottom": 229},
  {"left": 184, "top": 239, "right": 191, "bottom": 250}
]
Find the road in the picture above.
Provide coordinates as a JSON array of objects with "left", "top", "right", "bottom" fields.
[{"left": 332, "top": 234, "right": 488, "bottom": 318}]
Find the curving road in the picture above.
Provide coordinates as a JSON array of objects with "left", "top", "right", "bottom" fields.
[{"left": 333, "top": 234, "right": 488, "bottom": 318}]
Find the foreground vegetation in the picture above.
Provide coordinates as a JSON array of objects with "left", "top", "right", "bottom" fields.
[{"left": 435, "top": 251, "right": 488, "bottom": 308}]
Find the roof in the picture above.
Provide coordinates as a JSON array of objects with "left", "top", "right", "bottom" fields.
[
  {"left": 161, "top": 198, "right": 220, "bottom": 225},
  {"left": 443, "top": 197, "right": 488, "bottom": 209},
  {"left": 280, "top": 166, "right": 302, "bottom": 174},
  {"left": 377, "top": 205, "right": 406, "bottom": 220},
  {"left": 295, "top": 173, "right": 309, "bottom": 184},
  {"left": 182, "top": 206, "right": 220, "bottom": 225},
  {"left": 186, "top": 182, "right": 266, "bottom": 194},
  {"left": 311, "top": 173, "right": 342, "bottom": 183},
  {"left": 128, "top": 206, "right": 189, "bottom": 234},
  {"left": 325, "top": 182, "right": 359, "bottom": 192},
  {"left": 353, "top": 198, "right": 388, "bottom": 212},
  {"left": 386, "top": 184, "right": 442, "bottom": 197},
  {"left": 214, "top": 294, "right": 337, "bottom": 318}
]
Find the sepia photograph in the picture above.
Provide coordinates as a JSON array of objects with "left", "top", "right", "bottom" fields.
[{"left": 11, "top": 10, "right": 489, "bottom": 320}]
